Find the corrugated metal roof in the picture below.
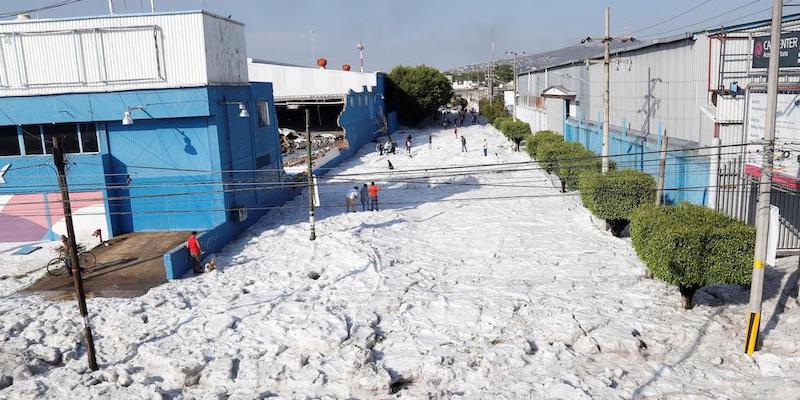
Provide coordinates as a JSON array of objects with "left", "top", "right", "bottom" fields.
[
  {"left": 518, "top": 12, "right": 800, "bottom": 75},
  {"left": 0, "top": 9, "right": 244, "bottom": 27}
]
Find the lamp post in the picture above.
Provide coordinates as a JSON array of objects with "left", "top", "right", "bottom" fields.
[{"left": 357, "top": 41, "right": 365, "bottom": 73}]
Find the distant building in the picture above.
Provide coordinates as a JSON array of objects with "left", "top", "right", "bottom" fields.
[
  {"left": 515, "top": 13, "right": 800, "bottom": 251},
  {"left": 247, "top": 58, "right": 388, "bottom": 170},
  {"left": 0, "top": 11, "right": 286, "bottom": 245}
]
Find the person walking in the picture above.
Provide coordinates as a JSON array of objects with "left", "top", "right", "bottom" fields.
[
  {"left": 187, "top": 231, "right": 203, "bottom": 274},
  {"left": 359, "top": 183, "right": 369, "bottom": 211},
  {"left": 454, "top": 124, "right": 458, "bottom": 138},
  {"left": 405, "top": 138, "right": 412, "bottom": 154},
  {"left": 368, "top": 181, "right": 380, "bottom": 211},
  {"left": 376, "top": 141, "right": 384, "bottom": 156},
  {"left": 483, "top": 139, "right": 488, "bottom": 156},
  {"left": 346, "top": 186, "right": 359, "bottom": 212},
  {"left": 383, "top": 141, "right": 391, "bottom": 155},
  {"left": 387, "top": 160, "right": 394, "bottom": 170},
  {"left": 461, "top": 135, "right": 467, "bottom": 152},
  {"left": 428, "top": 134, "right": 432, "bottom": 149}
]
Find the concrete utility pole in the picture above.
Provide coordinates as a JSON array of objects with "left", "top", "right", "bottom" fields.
[
  {"left": 602, "top": 7, "right": 611, "bottom": 173},
  {"left": 305, "top": 109, "right": 317, "bottom": 241},
  {"left": 655, "top": 131, "right": 668, "bottom": 205},
  {"left": 505, "top": 51, "right": 526, "bottom": 122},
  {"left": 107, "top": 0, "right": 115, "bottom": 14},
  {"left": 357, "top": 42, "right": 365, "bottom": 73},
  {"left": 745, "top": 0, "right": 782, "bottom": 355},
  {"left": 52, "top": 137, "right": 98, "bottom": 371},
  {"left": 489, "top": 32, "right": 495, "bottom": 104},
  {"left": 583, "top": 7, "right": 634, "bottom": 173}
]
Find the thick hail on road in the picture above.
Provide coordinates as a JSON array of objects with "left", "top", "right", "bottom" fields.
[{"left": 0, "top": 122, "right": 798, "bottom": 399}]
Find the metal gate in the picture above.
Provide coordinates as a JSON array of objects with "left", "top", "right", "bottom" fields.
[{"left": 716, "top": 157, "right": 800, "bottom": 253}]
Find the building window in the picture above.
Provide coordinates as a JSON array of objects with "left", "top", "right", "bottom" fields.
[
  {"left": 79, "top": 123, "right": 99, "bottom": 153},
  {"left": 43, "top": 123, "right": 80, "bottom": 154},
  {"left": 0, "top": 126, "right": 20, "bottom": 156},
  {"left": 257, "top": 100, "right": 270, "bottom": 127},
  {"left": 256, "top": 153, "right": 271, "bottom": 169},
  {"left": 21, "top": 125, "right": 43, "bottom": 155}
]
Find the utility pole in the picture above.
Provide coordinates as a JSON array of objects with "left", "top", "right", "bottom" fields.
[
  {"left": 305, "top": 109, "right": 316, "bottom": 241},
  {"left": 745, "top": 0, "right": 782, "bottom": 355},
  {"left": 602, "top": 7, "right": 611, "bottom": 173},
  {"left": 52, "top": 137, "right": 98, "bottom": 371},
  {"left": 646, "top": 68, "right": 651, "bottom": 136},
  {"left": 505, "top": 51, "right": 526, "bottom": 122},
  {"left": 582, "top": 7, "right": 634, "bottom": 173},
  {"left": 150, "top": 0, "right": 156, "bottom": 12},
  {"left": 655, "top": 131, "right": 668, "bottom": 205},
  {"left": 107, "top": 0, "right": 115, "bottom": 14},
  {"left": 357, "top": 41, "right": 365, "bottom": 73},
  {"left": 489, "top": 32, "right": 495, "bottom": 104}
]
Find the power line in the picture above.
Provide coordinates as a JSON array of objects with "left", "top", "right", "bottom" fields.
[
  {"left": 637, "top": 0, "right": 764, "bottom": 40},
  {"left": 0, "top": 0, "right": 84, "bottom": 18},
  {"left": 629, "top": 0, "right": 716, "bottom": 35}
]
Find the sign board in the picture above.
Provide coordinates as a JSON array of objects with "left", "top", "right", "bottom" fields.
[
  {"left": 745, "top": 92, "right": 800, "bottom": 187},
  {"left": 752, "top": 32, "right": 800, "bottom": 69}
]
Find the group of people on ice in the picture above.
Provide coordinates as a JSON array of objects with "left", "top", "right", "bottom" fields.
[{"left": 345, "top": 182, "right": 381, "bottom": 212}]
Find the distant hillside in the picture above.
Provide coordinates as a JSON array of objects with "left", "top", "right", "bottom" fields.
[{"left": 449, "top": 42, "right": 638, "bottom": 75}]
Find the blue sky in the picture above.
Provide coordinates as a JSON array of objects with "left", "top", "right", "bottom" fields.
[{"left": 0, "top": 0, "right": 782, "bottom": 71}]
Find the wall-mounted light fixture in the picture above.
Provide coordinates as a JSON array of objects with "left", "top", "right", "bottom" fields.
[
  {"left": 122, "top": 106, "right": 146, "bottom": 125},
  {"left": 219, "top": 101, "right": 250, "bottom": 118}
]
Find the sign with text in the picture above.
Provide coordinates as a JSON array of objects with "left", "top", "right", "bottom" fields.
[
  {"left": 746, "top": 92, "right": 800, "bottom": 186},
  {"left": 752, "top": 32, "right": 800, "bottom": 69}
]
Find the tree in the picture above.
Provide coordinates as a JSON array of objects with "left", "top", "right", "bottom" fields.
[
  {"left": 386, "top": 65, "right": 454, "bottom": 126},
  {"left": 451, "top": 95, "right": 468, "bottom": 111},
  {"left": 495, "top": 64, "right": 514, "bottom": 84}
]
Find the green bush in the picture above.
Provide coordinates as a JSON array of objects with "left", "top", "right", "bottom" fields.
[
  {"left": 557, "top": 147, "right": 604, "bottom": 192},
  {"left": 536, "top": 141, "right": 585, "bottom": 174},
  {"left": 479, "top": 98, "right": 508, "bottom": 123},
  {"left": 492, "top": 116, "right": 511, "bottom": 131},
  {"left": 630, "top": 203, "right": 755, "bottom": 309},
  {"left": 526, "top": 130, "right": 562, "bottom": 158},
  {"left": 500, "top": 120, "right": 531, "bottom": 151},
  {"left": 579, "top": 170, "right": 656, "bottom": 234}
]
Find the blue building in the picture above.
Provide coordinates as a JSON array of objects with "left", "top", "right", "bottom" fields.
[{"left": 0, "top": 11, "right": 296, "bottom": 277}]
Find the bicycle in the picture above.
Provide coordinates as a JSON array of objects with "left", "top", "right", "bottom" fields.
[{"left": 46, "top": 251, "right": 97, "bottom": 277}]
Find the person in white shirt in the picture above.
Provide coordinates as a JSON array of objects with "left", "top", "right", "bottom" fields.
[{"left": 346, "top": 187, "right": 359, "bottom": 212}]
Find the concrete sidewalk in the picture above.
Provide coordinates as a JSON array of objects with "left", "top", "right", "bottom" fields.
[{"left": 24, "top": 231, "right": 189, "bottom": 299}]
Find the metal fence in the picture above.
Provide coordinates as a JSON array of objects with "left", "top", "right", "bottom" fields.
[
  {"left": 716, "top": 157, "right": 800, "bottom": 253},
  {"left": 564, "top": 118, "right": 711, "bottom": 206}
]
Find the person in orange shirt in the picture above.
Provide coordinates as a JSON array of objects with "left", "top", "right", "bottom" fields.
[{"left": 368, "top": 182, "right": 380, "bottom": 211}]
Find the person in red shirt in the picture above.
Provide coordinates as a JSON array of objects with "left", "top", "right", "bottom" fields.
[
  {"left": 187, "top": 231, "right": 203, "bottom": 274},
  {"left": 368, "top": 182, "right": 380, "bottom": 211}
]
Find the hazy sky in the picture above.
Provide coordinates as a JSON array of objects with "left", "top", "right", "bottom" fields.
[{"left": 0, "top": 0, "right": 782, "bottom": 71}]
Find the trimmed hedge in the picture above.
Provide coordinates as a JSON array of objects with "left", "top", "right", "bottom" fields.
[
  {"left": 525, "top": 130, "right": 562, "bottom": 158},
  {"left": 500, "top": 120, "right": 531, "bottom": 151},
  {"left": 630, "top": 203, "right": 755, "bottom": 308},
  {"left": 479, "top": 98, "right": 508, "bottom": 123},
  {"left": 579, "top": 170, "right": 656, "bottom": 224},
  {"left": 557, "top": 148, "right": 605, "bottom": 192}
]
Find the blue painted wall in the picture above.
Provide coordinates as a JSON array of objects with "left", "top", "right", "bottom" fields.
[{"left": 563, "top": 118, "right": 710, "bottom": 206}]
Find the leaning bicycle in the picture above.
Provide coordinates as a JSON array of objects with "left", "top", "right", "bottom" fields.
[{"left": 46, "top": 251, "right": 96, "bottom": 276}]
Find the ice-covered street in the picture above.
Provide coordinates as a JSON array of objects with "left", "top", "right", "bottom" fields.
[{"left": 1, "top": 123, "right": 799, "bottom": 399}]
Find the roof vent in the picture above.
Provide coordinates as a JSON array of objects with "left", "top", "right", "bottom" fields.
[{"left": 16, "top": 13, "right": 31, "bottom": 20}]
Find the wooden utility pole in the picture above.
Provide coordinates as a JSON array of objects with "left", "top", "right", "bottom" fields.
[
  {"left": 655, "top": 131, "right": 668, "bottom": 205},
  {"left": 52, "top": 137, "right": 98, "bottom": 371},
  {"left": 745, "top": 0, "right": 782, "bottom": 355},
  {"left": 305, "top": 108, "right": 316, "bottom": 241}
]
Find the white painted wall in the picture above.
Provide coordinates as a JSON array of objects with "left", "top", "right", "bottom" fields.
[
  {"left": 0, "top": 11, "right": 248, "bottom": 97},
  {"left": 248, "top": 59, "right": 377, "bottom": 99}
]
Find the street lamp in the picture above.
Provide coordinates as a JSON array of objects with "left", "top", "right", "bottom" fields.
[{"left": 357, "top": 41, "right": 365, "bottom": 73}]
